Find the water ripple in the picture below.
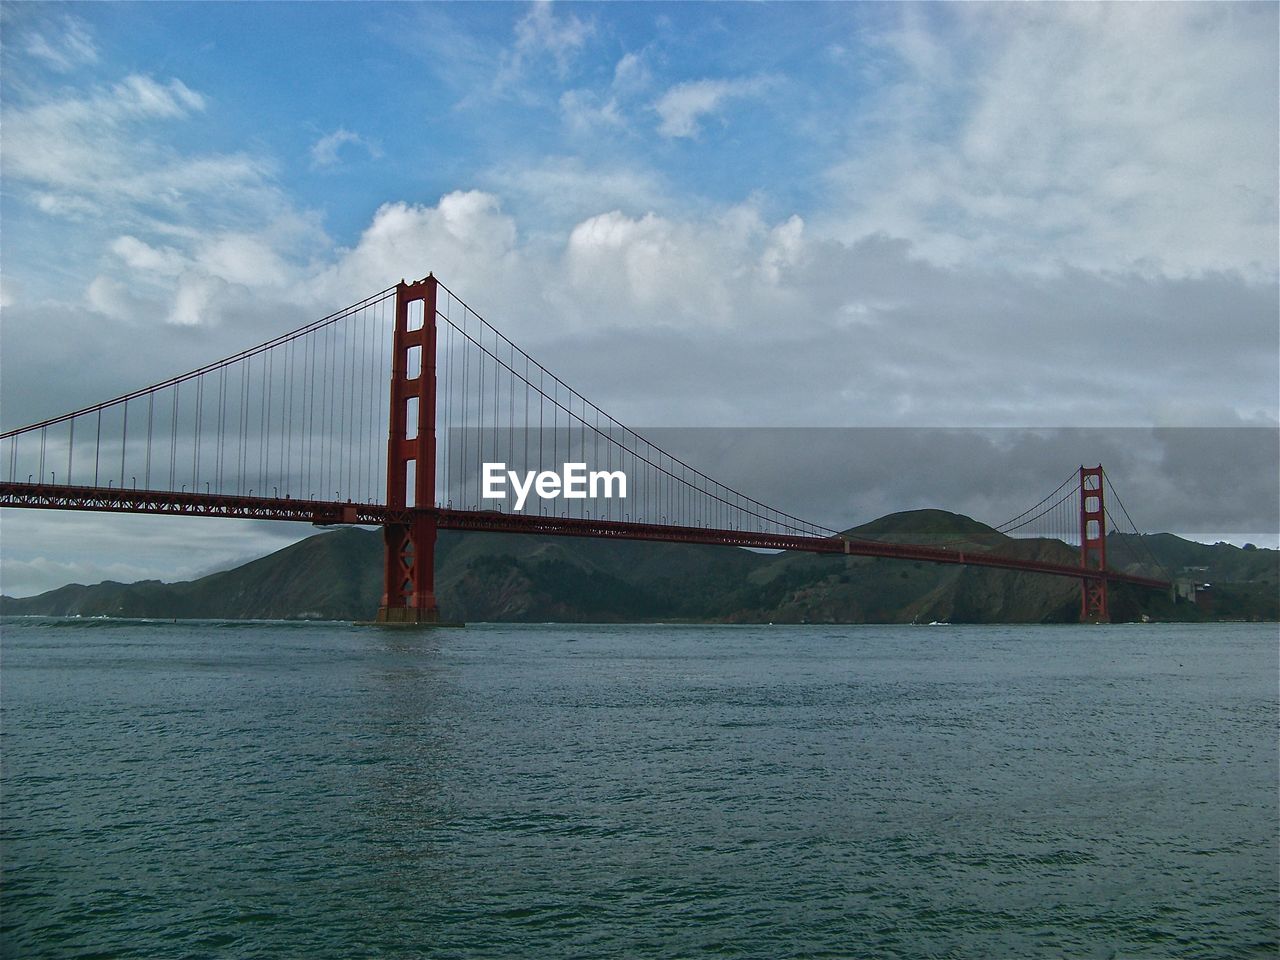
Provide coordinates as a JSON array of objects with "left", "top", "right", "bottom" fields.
[{"left": 2, "top": 619, "right": 1276, "bottom": 958}]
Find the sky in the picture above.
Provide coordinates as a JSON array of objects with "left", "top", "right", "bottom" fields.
[{"left": 1, "top": 1, "right": 1277, "bottom": 597}]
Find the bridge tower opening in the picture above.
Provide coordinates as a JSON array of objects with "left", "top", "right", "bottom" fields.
[
  {"left": 1079, "top": 464, "right": 1108, "bottom": 623},
  {"left": 376, "top": 276, "right": 440, "bottom": 624}
]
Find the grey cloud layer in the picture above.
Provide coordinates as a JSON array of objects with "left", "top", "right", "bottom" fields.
[
  {"left": 6, "top": 203, "right": 1273, "bottom": 433},
  {"left": 2, "top": 3, "right": 1275, "bottom": 596}
]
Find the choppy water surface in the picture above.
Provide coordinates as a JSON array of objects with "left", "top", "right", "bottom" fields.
[{"left": 2, "top": 620, "right": 1276, "bottom": 958}]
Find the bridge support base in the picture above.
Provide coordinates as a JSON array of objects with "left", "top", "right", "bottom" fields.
[
  {"left": 1081, "top": 577, "right": 1110, "bottom": 624},
  {"left": 367, "top": 613, "right": 464, "bottom": 628},
  {"left": 374, "top": 607, "right": 442, "bottom": 625},
  {"left": 376, "top": 512, "right": 441, "bottom": 624}
]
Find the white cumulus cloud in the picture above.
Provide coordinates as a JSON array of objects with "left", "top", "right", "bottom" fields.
[
  {"left": 4, "top": 73, "right": 273, "bottom": 228},
  {"left": 827, "top": 3, "right": 1279, "bottom": 279},
  {"left": 310, "top": 128, "right": 382, "bottom": 169},
  {"left": 510, "top": 0, "right": 593, "bottom": 76},
  {"left": 654, "top": 76, "right": 771, "bottom": 139}
]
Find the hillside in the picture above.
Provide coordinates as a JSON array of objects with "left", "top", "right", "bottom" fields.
[{"left": 3, "top": 511, "right": 1275, "bottom": 623}]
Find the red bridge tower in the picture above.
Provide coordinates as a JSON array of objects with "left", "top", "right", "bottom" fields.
[
  {"left": 1079, "top": 464, "right": 1108, "bottom": 623},
  {"left": 377, "top": 276, "right": 440, "bottom": 624}
]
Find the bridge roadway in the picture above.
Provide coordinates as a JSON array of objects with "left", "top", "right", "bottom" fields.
[{"left": 0, "top": 481, "right": 1170, "bottom": 592}]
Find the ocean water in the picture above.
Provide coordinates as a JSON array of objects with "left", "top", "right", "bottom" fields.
[{"left": 2, "top": 619, "right": 1276, "bottom": 959}]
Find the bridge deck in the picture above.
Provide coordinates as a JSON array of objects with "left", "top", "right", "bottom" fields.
[{"left": 0, "top": 482, "right": 1170, "bottom": 591}]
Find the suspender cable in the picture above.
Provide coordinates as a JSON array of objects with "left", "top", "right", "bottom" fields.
[{"left": 120, "top": 399, "right": 128, "bottom": 488}]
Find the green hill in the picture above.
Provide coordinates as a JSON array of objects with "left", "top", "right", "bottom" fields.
[{"left": 3, "top": 511, "right": 1275, "bottom": 623}]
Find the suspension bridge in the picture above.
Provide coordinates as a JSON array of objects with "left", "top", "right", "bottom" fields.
[{"left": 0, "top": 275, "right": 1171, "bottom": 623}]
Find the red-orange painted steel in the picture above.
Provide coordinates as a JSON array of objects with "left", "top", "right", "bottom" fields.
[
  {"left": 377, "top": 277, "right": 440, "bottom": 623},
  {"left": 0, "top": 482, "right": 388, "bottom": 524},
  {"left": 0, "top": 481, "right": 1171, "bottom": 597},
  {"left": 0, "top": 273, "right": 1170, "bottom": 627},
  {"left": 434, "top": 507, "right": 1170, "bottom": 591},
  {"left": 1078, "top": 465, "right": 1109, "bottom": 622}
]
